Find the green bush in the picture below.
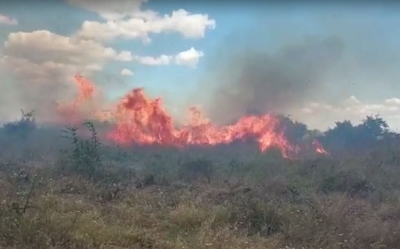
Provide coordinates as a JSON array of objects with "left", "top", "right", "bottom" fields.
[{"left": 61, "top": 121, "right": 103, "bottom": 179}]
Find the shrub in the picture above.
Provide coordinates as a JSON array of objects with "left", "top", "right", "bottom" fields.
[
  {"left": 178, "top": 157, "right": 214, "bottom": 184},
  {"left": 318, "top": 169, "right": 375, "bottom": 198},
  {"left": 61, "top": 121, "right": 103, "bottom": 179},
  {"left": 3, "top": 110, "right": 36, "bottom": 141}
]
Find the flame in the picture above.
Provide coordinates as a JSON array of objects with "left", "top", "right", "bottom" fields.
[
  {"left": 74, "top": 75, "right": 95, "bottom": 104},
  {"left": 56, "top": 74, "right": 111, "bottom": 123},
  {"left": 312, "top": 140, "right": 328, "bottom": 155},
  {"left": 106, "top": 88, "right": 298, "bottom": 157},
  {"left": 55, "top": 75, "right": 328, "bottom": 158},
  {"left": 56, "top": 75, "right": 96, "bottom": 123}
]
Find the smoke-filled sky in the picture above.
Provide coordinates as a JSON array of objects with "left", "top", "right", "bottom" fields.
[{"left": 1, "top": 0, "right": 400, "bottom": 131}]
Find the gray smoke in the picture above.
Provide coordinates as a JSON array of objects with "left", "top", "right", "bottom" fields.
[{"left": 203, "top": 35, "right": 345, "bottom": 124}]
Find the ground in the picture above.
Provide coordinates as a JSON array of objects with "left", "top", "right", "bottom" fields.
[{"left": 1, "top": 127, "right": 400, "bottom": 249}]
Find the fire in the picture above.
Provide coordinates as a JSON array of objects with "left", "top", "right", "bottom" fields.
[
  {"left": 312, "top": 140, "right": 328, "bottom": 155},
  {"left": 56, "top": 75, "right": 96, "bottom": 123},
  {"left": 56, "top": 75, "right": 328, "bottom": 158},
  {"left": 74, "top": 75, "right": 95, "bottom": 104},
  {"left": 56, "top": 74, "right": 111, "bottom": 123},
  {"left": 106, "top": 88, "right": 298, "bottom": 157}
]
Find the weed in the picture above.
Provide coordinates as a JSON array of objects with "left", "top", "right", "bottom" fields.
[{"left": 61, "top": 121, "right": 103, "bottom": 179}]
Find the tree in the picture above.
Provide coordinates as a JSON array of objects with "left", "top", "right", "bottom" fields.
[
  {"left": 277, "top": 115, "right": 308, "bottom": 145},
  {"left": 320, "top": 115, "right": 392, "bottom": 151},
  {"left": 3, "top": 110, "right": 36, "bottom": 140},
  {"left": 358, "top": 115, "right": 389, "bottom": 141},
  {"left": 320, "top": 120, "right": 356, "bottom": 150}
]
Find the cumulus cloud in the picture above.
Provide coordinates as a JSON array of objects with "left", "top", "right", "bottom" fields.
[
  {"left": 343, "top": 95, "right": 361, "bottom": 106},
  {"left": 135, "top": 54, "right": 172, "bottom": 66},
  {"left": 133, "top": 48, "right": 204, "bottom": 67},
  {"left": 0, "top": 14, "right": 17, "bottom": 25},
  {"left": 68, "top": 0, "right": 216, "bottom": 40},
  {"left": 4, "top": 31, "right": 132, "bottom": 65},
  {"left": 74, "top": 6, "right": 215, "bottom": 42},
  {"left": 175, "top": 47, "right": 204, "bottom": 68},
  {"left": 66, "top": 0, "right": 146, "bottom": 20},
  {"left": 0, "top": 1, "right": 212, "bottom": 121},
  {"left": 294, "top": 96, "right": 400, "bottom": 130},
  {"left": 385, "top": 98, "right": 400, "bottom": 105},
  {"left": 115, "top": 51, "right": 133, "bottom": 62},
  {"left": 0, "top": 30, "right": 134, "bottom": 121},
  {"left": 120, "top": 68, "right": 133, "bottom": 76}
]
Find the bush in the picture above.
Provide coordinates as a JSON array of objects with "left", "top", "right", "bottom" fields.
[
  {"left": 318, "top": 169, "right": 375, "bottom": 198},
  {"left": 178, "top": 157, "right": 214, "bottom": 184},
  {"left": 2, "top": 110, "right": 36, "bottom": 141},
  {"left": 61, "top": 121, "right": 103, "bottom": 179}
]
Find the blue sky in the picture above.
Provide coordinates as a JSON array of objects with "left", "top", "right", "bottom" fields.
[{"left": 1, "top": 1, "right": 400, "bottom": 130}]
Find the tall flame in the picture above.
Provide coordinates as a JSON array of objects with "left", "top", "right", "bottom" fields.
[{"left": 55, "top": 75, "right": 328, "bottom": 158}]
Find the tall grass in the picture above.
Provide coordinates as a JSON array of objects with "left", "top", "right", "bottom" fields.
[{"left": 1, "top": 117, "right": 400, "bottom": 248}]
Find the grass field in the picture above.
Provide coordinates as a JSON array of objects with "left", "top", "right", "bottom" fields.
[{"left": 1, "top": 119, "right": 400, "bottom": 249}]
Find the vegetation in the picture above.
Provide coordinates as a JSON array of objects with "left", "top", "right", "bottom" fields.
[{"left": 1, "top": 113, "right": 400, "bottom": 248}]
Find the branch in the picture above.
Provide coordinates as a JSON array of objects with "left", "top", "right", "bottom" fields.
[{"left": 21, "top": 176, "right": 36, "bottom": 215}]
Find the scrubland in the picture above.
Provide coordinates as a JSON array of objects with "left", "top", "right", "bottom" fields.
[{"left": 1, "top": 117, "right": 400, "bottom": 249}]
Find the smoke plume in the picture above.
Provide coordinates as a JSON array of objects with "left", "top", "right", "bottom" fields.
[{"left": 203, "top": 35, "right": 345, "bottom": 125}]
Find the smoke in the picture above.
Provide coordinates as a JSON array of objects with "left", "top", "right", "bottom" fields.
[
  {"left": 0, "top": 56, "right": 79, "bottom": 123},
  {"left": 202, "top": 35, "right": 345, "bottom": 125},
  {"left": 192, "top": 4, "right": 400, "bottom": 128}
]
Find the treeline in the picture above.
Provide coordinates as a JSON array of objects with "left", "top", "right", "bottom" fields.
[
  {"left": 0, "top": 111, "right": 398, "bottom": 154},
  {"left": 279, "top": 114, "right": 398, "bottom": 153}
]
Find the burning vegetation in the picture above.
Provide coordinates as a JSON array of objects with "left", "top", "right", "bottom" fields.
[
  {"left": 2, "top": 75, "right": 400, "bottom": 249},
  {"left": 54, "top": 75, "right": 328, "bottom": 158}
]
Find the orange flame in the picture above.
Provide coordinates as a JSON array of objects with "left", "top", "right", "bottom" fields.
[
  {"left": 56, "top": 75, "right": 328, "bottom": 158},
  {"left": 74, "top": 75, "right": 95, "bottom": 104},
  {"left": 106, "top": 88, "right": 297, "bottom": 157},
  {"left": 312, "top": 140, "right": 328, "bottom": 155}
]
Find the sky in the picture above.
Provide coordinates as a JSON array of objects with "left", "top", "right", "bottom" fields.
[{"left": 1, "top": 0, "right": 400, "bottom": 131}]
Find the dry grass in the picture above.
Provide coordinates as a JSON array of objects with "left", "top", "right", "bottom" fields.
[
  {"left": 2, "top": 121, "right": 400, "bottom": 248},
  {"left": 1, "top": 150, "right": 400, "bottom": 249}
]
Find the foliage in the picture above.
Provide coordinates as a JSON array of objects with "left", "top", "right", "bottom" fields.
[
  {"left": 4, "top": 144, "right": 400, "bottom": 248},
  {"left": 2, "top": 113, "right": 400, "bottom": 248},
  {"left": 2, "top": 110, "right": 36, "bottom": 140},
  {"left": 61, "top": 121, "right": 103, "bottom": 178},
  {"left": 178, "top": 157, "right": 214, "bottom": 183},
  {"left": 319, "top": 115, "right": 392, "bottom": 151},
  {"left": 278, "top": 115, "right": 309, "bottom": 144}
]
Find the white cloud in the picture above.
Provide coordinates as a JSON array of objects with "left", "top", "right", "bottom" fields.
[
  {"left": 75, "top": 8, "right": 215, "bottom": 42},
  {"left": 385, "top": 98, "right": 400, "bottom": 105},
  {"left": 3, "top": 30, "right": 132, "bottom": 65},
  {"left": 135, "top": 55, "right": 172, "bottom": 66},
  {"left": 0, "top": 14, "right": 17, "bottom": 25},
  {"left": 295, "top": 96, "right": 400, "bottom": 130},
  {"left": 0, "top": 30, "right": 135, "bottom": 121},
  {"left": 66, "top": 0, "right": 146, "bottom": 20},
  {"left": 132, "top": 48, "right": 204, "bottom": 67},
  {"left": 115, "top": 51, "right": 133, "bottom": 61},
  {"left": 0, "top": 2, "right": 213, "bottom": 121},
  {"left": 343, "top": 95, "right": 361, "bottom": 105},
  {"left": 175, "top": 47, "right": 204, "bottom": 68},
  {"left": 121, "top": 68, "right": 133, "bottom": 76},
  {"left": 67, "top": 1, "right": 211, "bottom": 68}
]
